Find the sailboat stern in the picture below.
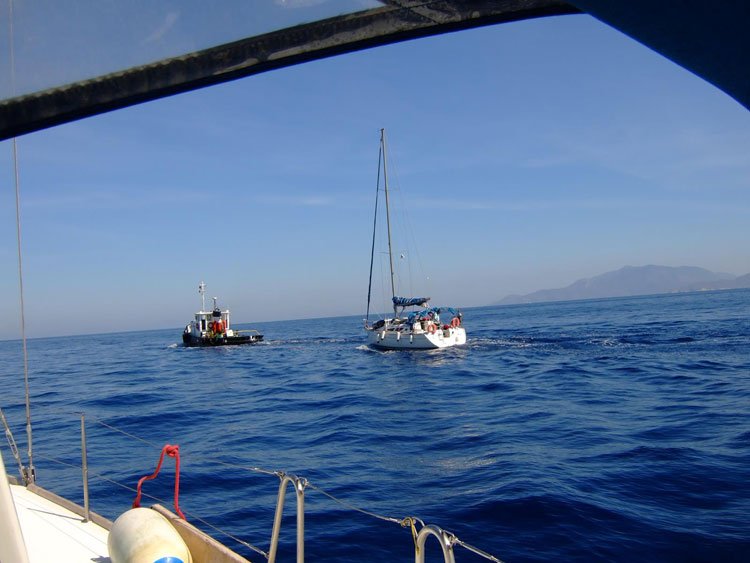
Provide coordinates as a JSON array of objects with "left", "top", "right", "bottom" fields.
[{"left": 366, "top": 323, "right": 466, "bottom": 350}]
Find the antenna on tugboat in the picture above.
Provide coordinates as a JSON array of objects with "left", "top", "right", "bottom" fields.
[{"left": 198, "top": 281, "right": 206, "bottom": 312}]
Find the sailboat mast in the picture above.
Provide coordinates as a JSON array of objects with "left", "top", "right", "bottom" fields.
[
  {"left": 381, "top": 129, "right": 397, "bottom": 318},
  {"left": 365, "top": 136, "right": 384, "bottom": 326}
]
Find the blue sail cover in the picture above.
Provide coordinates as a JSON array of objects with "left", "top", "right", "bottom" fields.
[{"left": 392, "top": 296, "right": 430, "bottom": 308}]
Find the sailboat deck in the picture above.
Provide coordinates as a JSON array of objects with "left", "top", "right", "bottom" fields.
[{"left": 10, "top": 483, "right": 110, "bottom": 563}]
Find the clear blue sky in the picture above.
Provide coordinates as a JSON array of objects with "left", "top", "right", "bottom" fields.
[{"left": 2, "top": 14, "right": 749, "bottom": 339}]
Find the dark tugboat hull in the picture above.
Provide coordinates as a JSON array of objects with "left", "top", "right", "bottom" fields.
[{"left": 182, "top": 333, "right": 264, "bottom": 347}]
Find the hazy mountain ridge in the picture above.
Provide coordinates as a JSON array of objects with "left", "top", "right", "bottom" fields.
[{"left": 495, "top": 265, "right": 750, "bottom": 305}]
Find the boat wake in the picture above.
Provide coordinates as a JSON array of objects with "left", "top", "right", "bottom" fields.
[
  {"left": 265, "top": 336, "right": 361, "bottom": 347},
  {"left": 467, "top": 336, "right": 533, "bottom": 350}
]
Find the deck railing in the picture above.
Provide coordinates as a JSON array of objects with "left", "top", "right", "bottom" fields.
[{"left": 5, "top": 412, "right": 503, "bottom": 563}]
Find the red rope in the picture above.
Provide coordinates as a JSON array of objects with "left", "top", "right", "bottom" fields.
[{"left": 132, "top": 444, "right": 186, "bottom": 520}]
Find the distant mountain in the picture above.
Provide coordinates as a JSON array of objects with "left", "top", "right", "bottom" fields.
[
  {"left": 685, "top": 271, "right": 750, "bottom": 291},
  {"left": 495, "top": 265, "right": 749, "bottom": 305}
]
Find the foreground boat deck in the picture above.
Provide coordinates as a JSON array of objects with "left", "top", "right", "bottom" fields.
[{"left": 10, "top": 483, "right": 110, "bottom": 562}]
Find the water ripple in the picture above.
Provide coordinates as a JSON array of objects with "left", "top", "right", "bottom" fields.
[{"left": 0, "top": 289, "right": 748, "bottom": 561}]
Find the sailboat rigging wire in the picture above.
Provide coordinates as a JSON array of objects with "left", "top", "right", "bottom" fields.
[
  {"left": 366, "top": 133, "right": 384, "bottom": 324},
  {"left": 381, "top": 129, "right": 398, "bottom": 317},
  {"left": 8, "top": 0, "right": 34, "bottom": 485},
  {"left": 379, "top": 134, "right": 432, "bottom": 302},
  {"left": 388, "top": 145, "right": 429, "bottom": 300},
  {"left": 0, "top": 407, "right": 25, "bottom": 480},
  {"left": 14, "top": 139, "right": 33, "bottom": 485},
  {"left": 379, "top": 252, "right": 391, "bottom": 315}
]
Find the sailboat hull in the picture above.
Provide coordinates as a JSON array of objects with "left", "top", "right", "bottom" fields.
[{"left": 367, "top": 326, "right": 466, "bottom": 350}]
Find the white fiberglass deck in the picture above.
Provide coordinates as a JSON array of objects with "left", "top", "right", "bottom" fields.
[{"left": 10, "top": 484, "right": 110, "bottom": 563}]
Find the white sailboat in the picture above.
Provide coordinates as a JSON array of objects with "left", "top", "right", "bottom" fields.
[{"left": 364, "top": 129, "right": 467, "bottom": 350}]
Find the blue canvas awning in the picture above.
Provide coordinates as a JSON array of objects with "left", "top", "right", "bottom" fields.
[{"left": 406, "top": 307, "right": 459, "bottom": 324}]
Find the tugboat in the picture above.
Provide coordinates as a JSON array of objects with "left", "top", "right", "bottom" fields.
[{"left": 182, "top": 282, "right": 263, "bottom": 347}]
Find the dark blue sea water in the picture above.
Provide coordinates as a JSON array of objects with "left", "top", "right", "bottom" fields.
[{"left": 1, "top": 290, "right": 749, "bottom": 562}]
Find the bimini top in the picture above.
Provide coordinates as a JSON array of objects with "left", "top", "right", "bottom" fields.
[
  {"left": 2, "top": 1, "right": 749, "bottom": 141},
  {"left": 406, "top": 307, "right": 459, "bottom": 324},
  {"left": 393, "top": 296, "right": 430, "bottom": 308}
]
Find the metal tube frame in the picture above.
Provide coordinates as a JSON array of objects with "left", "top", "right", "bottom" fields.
[
  {"left": 267, "top": 472, "right": 306, "bottom": 563},
  {"left": 79, "top": 413, "right": 90, "bottom": 522},
  {"left": 415, "top": 524, "right": 457, "bottom": 563}
]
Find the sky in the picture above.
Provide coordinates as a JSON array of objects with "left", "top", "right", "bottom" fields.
[{"left": 1, "top": 11, "right": 749, "bottom": 339}]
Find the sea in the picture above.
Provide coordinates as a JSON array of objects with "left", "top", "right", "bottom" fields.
[{"left": 1, "top": 289, "right": 749, "bottom": 562}]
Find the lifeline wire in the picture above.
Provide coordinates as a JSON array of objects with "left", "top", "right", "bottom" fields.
[
  {"left": 306, "top": 482, "right": 504, "bottom": 562},
  {"left": 94, "top": 417, "right": 277, "bottom": 476},
  {"left": 454, "top": 539, "right": 505, "bottom": 563},
  {"left": 306, "top": 481, "right": 406, "bottom": 525},
  {"left": 93, "top": 419, "right": 163, "bottom": 448},
  {"left": 85, "top": 415, "right": 505, "bottom": 561},
  {"left": 34, "top": 449, "right": 268, "bottom": 558}
]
